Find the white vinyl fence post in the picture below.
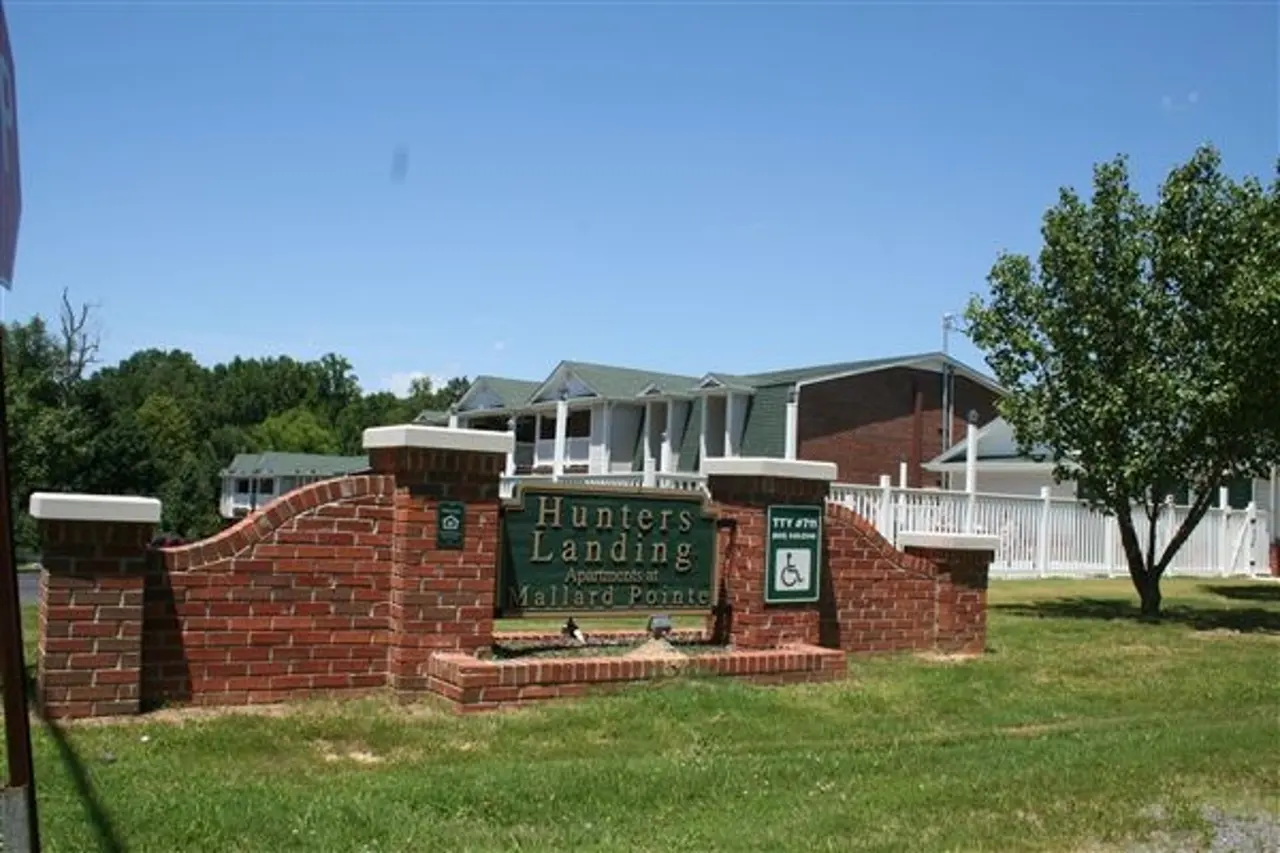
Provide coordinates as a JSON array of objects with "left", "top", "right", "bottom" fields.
[
  {"left": 1103, "top": 517, "right": 1117, "bottom": 578},
  {"left": 1218, "top": 486, "right": 1231, "bottom": 578},
  {"left": 1035, "top": 485, "right": 1051, "bottom": 578},
  {"left": 877, "top": 474, "right": 894, "bottom": 542},
  {"left": 1246, "top": 501, "right": 1259, "bottom": 577}
]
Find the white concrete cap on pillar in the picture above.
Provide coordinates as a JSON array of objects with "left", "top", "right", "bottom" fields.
[
  {"left": 29, "top": 492, "right": 162, "bottom": 525},
  {"left": 701, "top": 457, "right": 838, "bottom": 482},
  {"left": 897, "top": 531, "right": 1001, "bottom": 551},
  {"left": 362, "top": 424, "right": 514, "bottom": 455}
]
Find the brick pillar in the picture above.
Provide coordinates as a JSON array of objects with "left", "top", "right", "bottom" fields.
[
  {"left": 899, "top": 532, "right": 997, "bottom": 655},
  {"left": 704, "top": 458, "right": 837, "bottom": 650},
  {"left": 30, "top": 492, "right": 161, "bottom": 719},
  {"left": 364, "top": 425, "right": 511, "bottom": 698},
  {"left": 1270, "top": 542, "right": 1279, "bottom": 578}
]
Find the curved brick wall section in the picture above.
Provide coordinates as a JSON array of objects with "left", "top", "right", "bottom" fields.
[
  {"left": 824, "top": 503, "right": 941, "bottom": 653},
  {"left": 143, "top": 475, "right": 396, "bottom": 708}
]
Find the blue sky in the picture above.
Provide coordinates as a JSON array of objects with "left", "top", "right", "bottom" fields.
[{"left": 5, "top": 1, "right": 1276, "bottom": 395}]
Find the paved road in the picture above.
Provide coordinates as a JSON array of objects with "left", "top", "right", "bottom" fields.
[{"left": 17, "top": 571, "right": 37, "bottom": 605}]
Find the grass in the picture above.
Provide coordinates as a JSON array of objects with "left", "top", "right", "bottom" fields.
[{"left": 3, "top": 578, "right": 1279, "bottom": 852}]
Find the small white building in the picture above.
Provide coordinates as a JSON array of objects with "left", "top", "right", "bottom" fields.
[
  {"left": 923, "top": 416, "right": 1270, "bottom": 513},
  {"left": 219, "top": 452, "right": 369, "bottom": 519}
]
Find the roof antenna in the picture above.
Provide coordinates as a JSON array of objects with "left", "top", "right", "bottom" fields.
[{"left": 941, "top": 312, "right": 968, "bottom": 357}]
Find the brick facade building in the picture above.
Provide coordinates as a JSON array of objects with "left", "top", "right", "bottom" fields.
[{"left": 432, "top": 351, "right": 1003, "bottom": 488}]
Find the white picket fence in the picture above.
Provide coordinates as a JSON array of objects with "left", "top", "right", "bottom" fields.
[
  {"left": 828, "top": 480, "right": 1272, "bottom": 579},
  {"left": 495, "top": 471, "right": 1271, "bottom": 578}
]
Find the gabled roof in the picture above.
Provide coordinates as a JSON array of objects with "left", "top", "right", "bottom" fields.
[
  {"left": 528, "top": 361, "right": 703, "bottom": 402},
  {"left": 221, "top": 452, "right": 370, "bottom": 478},
  {"left": 693, "top": 373, "right": 757, "bottom": 393},
  {"left": 923, "top": 417, "right": 1057, "bottom": 470},
  {"left": 446, "top": 350, "right": 1002, "bottom": 415},
  {"left": 735, "top": 352, "right": 1003, "bottom": 394},
  {"left": 413, "top": 409, "right": 451, "bottom": 426},
  {"left": 453, "top": 375, "right": 541, "bottom": 412}
]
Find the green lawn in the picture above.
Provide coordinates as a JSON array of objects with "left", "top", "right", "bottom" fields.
[{"left": 4, "top": 579, "right": 1279, "bottom": 852}]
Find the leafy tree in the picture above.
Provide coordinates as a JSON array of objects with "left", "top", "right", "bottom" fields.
[
  {"left": 4, "top": 294, "right": 472, "bottom": 548},
  {"left": 333, "top": 391, "right": 414, "bottom": 454},
  {"left": 251, "top": 406, "right": 342, "bottom": 455},
  {"left": 965, "top": 145, "right": 1280, "bottom": 618},
  {"left": 135, "top": 393, "right": 197, "bottom": 480},
  {"left": 310, "top": 353, "right": 362, "bottom": 425},
  {"left": 3, "top": 298, "right": 98, "bottom": 550},
  {"left": 160, "top": 451, "right": 223, "bottom": 538}
]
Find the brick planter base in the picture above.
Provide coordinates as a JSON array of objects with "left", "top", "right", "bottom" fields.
[{"left": 428, "top": 641, "right": 846, "bottom": 712}]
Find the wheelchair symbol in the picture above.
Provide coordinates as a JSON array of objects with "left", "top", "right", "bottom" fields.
[
  {"left": 780, "top": 553, "right": 803, "bottom": 588},
  {"left": 774, "top": 549, "right": 811, "bottom": 591}
]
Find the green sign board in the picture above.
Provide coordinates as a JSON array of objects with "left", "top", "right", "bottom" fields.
[
  {"left": 765, "top": 504, "right": 823, "bottom": 604},
  {"left": 500, "top": 485, "right": 718, "bottom": 615},
  {"left": 437, "top": 501, "right": 465, "bottom": 549}
]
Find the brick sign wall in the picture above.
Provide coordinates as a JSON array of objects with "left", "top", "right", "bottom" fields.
[{"left": 32, "top": 432, "right": 994, "bottom": 720}]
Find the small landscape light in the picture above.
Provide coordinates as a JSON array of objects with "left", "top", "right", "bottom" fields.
[
  {"left": 647, "top": 614, "right": 673, "bottom": 640},
  {"left": 562, "top": 617, "right": 585, "bottom": 645}
]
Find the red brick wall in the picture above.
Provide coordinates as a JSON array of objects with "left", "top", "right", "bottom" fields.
[
  {"left": 39, "top": 455, "right": 992, "bottom": 719},
  {"left": 429, "top": 644, "right": 846, "bottom": 712},
  {"left": 38, "top": 519, "right": 154, "bottom": 719},
  {"left": 145, "top": 475, "right": 396, "bottom": 708},
  {"left": 707, "top": 475, "right": 830, "bottom": 649},
  {"left": 797, "top": 368, "right": 1000, "bottom": 487},
  {"left": 903, "top": 545, "right": 990, "bottom": 655},
  {"left": 823, "top": 505, "right": 941, "bottom": 653},
  {"left": 367, "top": 446, "right": 506, "bottom": 696},
  {"left": 707, "top": 476, "right": 994, "bottom": 657}
]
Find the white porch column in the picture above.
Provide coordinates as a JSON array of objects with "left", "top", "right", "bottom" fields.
[
  {"left": 784, "top": 388, "right": 799, "bottom": 460},
  {"left": 723, "top": 393, "right": 734, "bottom": 458},
  {"left": 448, "top": 412, "right": 459, "bottom": 429},
  {"left": 661, "top": 401, "right": 676, "bottom": 472},
  {"left": 964, "top": 412, "right": 979, "bottom": 495},
  {"left": 505, "top": 416, "right": 516, "bottom": 477},
  {"left": 602, "top": 402, "right": 614, "bottom": 473},
  {"left": 964, "top": 412, "right": 979, "bottom": 533},
  {"left": 698, "top": 396, "right": 708, "bottom": 466},
  {"left": 552, "top": 399, "right": 568, "bottom": 481},
  {"left": 642, "top": 400, "right": 655, "bottom": 477}
]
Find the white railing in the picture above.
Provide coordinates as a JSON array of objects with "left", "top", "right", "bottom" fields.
[
  {"left": 828, "top": 480, "right": 1271, "bottom": 579},
  {"left": 532, "top": 437, "right": 591, "bottom": 467},
  {"left": 500, "top": 472, "right": 708, "bottom": 499},
  {"left": 514, "top": 442, "right": 534, "bottom": 469}
]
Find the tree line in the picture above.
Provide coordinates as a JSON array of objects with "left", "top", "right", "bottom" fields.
[{"left": 4, "top": 291, "right": 467, "bottom": 547}]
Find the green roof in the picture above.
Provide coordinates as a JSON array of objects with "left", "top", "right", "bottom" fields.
[
  {"left": 458, "top": 352, "right": 992, "bottom": 408},
  {"left": 479, "top": 375, "right": 541, "bottom": 406},
  {"left": 555, "top": 361, "right": 702, "bottom": 399},
  {"left": 222, "top": 452, "right": 370, "bottom": 478},
  {"left": 412, "top": 409, "right": 451, "bottom": 426},
  {"left": 736, "top": 352, "right": 945, "bottom": 388}
]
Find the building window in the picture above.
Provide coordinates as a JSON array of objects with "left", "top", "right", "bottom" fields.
[
  {"left": 515, "top": 417, "right": 536, "bottom": 443},
  {"left": 567, "top": 409, "right": 591, "bottom": 438},
  {"left": 258, "top": 478, "right": 275, "bottom": 496},
  {"left": 538, "top": 415, "right": 557, "bottom": 440},
  {"left": 235, "top": 479, "right": 251, "bottom": 493}
]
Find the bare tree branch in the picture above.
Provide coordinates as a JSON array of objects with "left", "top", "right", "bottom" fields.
[{"left": 57, "top": 287, "right": 100, "bottom": 396}]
